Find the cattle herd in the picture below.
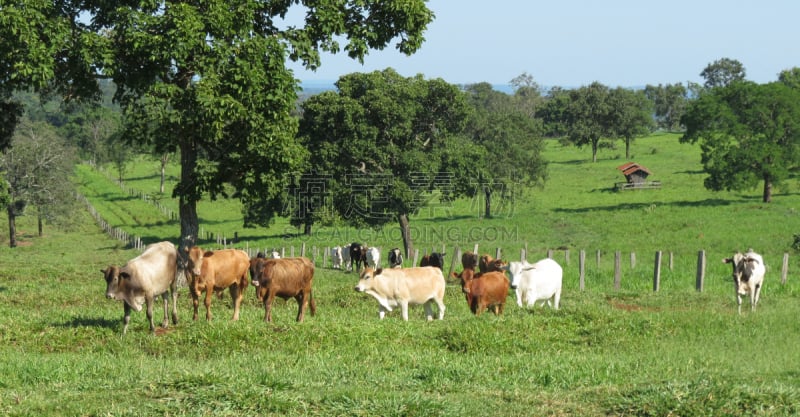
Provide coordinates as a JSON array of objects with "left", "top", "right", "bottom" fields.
[{"left": 101, "top": 241, "right": 767, "bottom": 333}]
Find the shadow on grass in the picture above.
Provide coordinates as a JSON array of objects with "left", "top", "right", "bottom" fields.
[
  {"left": 553, "top": 198, "right": 735, "bottom": 213},
  {"left": 58, "top": 315, "right": 120, "bottom": 329}
]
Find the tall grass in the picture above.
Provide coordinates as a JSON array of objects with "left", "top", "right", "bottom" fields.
[{"left": 1, "top": 133, "right": 798, "bottom": 415}]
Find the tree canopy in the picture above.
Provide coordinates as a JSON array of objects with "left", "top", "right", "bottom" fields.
[
  {"left": 298, "top": 69, "right": 471, "bottom": 255},
  {"left": 681, "top": 80, "right": 800, "bottom": 202}
]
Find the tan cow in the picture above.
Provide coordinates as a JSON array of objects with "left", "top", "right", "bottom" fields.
[
  {"left": 101, "top": 241, "right": 179, "bottom": 334},
  {"left": 185, "top": 246, "right": 250, "bottom": 321},
  {"left": 354, "top": 267, "right": 446, "bottom": 321},
  {"left": 251, "top": 257, "right": 316, "bottom": 323}
]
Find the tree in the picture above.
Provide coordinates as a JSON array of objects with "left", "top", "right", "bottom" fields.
[
  {"left": 681, "top": 81, "right": 800, "bottom": 202},
  {"left": 778, "top": 67, "right": 800, "bottom": 90},
  {"left": 701, "top": 58, "right": 746, "bottom": 89},
  {"left": 607, "top": 87, "right": 654, "bottom": 159},
  {"left": 84, "top": 0, "right": 434, "bottom": 253},
  {"left": 510, "top": 72, "right": 543, "bottom": 118},
  {"left": 2, "top": 120, "right": 77, "bottom": 247},
  {"left": 643, "top": 83, "right": 689, "bottom": 131},
  {"left": 298, "top": 69, "right": 471, "bottom": 256},
  {"left": 564, "top": 82, "right": 613, "bottom": 162},
  {"left": 538, "top": 87, "right": 571, "bottom": 138},
  {"left": 458, "top": 83, "right": 547, "bottom": 218}
]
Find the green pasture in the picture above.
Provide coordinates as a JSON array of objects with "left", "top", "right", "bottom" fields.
[{"left": 1, "top": 132, "right": 799, "bottom": 415}]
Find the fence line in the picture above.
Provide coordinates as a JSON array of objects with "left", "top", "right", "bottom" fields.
[{"left": 76, "top": 193, "right": 145, "bottom": 251}]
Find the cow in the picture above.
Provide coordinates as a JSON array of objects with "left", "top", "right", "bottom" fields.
[
  {"left": 354, "top": 267, "right": 446, "bottom": 321},
  {"left": 388, "top": 248, "right": 404, "bottom": 268},
  {"left": 503, "top": 258, "right": 562, "bottom": 309},
  {"left": 185, "top": 246, "right": 250, "bottom": 321},
  {"left": 479, "top": 254, "right": 507, "bottom": 274},
  {"left": 330, "top": 246, "right": 344, "bottom": 269},
  {"left": 269, "top": 249, "right": 281, "bottom": 259},
  {"left": 723, "top": 250, "right": 766, "bottom": 314},
  {"left": 461, "top": 251, "right": 479, "bottom": 270},
  {"left": 453, "top": 268, "right": 509, "bottom": 316},
  {"left": 350, "top": 242, "right": 367, "bottom": 272},
  {"left": 251, "top": 257, "right": 316, "bottom": 322},
  {"left": 342, "top": 243, "right": 352, "bottom": 272},
  {"left": 419, "top": 252, "right": 445, "bottom": 269},
  {"left": 366, "top": 246, "right": 381, "bottom": 269},
  {"left": 101, "top": 241, "right": 179, "bottom": 334}
]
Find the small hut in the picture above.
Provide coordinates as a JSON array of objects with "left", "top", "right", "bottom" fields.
[{"left": 615, "top": 162, "right": 660, "bottom": 190}]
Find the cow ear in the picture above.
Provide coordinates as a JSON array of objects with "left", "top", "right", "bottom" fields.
[
  {"left": 375, "top": 268, "right": 383, "bottom": 275},
  {"left": 119, "top": 271, "right": 131, "bottom": 280},
  {"left": 722, "top": 258, "right": 732, "bottom": 264}
]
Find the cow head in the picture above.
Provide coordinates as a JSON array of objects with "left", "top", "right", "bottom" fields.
[
  {"left": 101, "top": 265, "right": 124, "bottom": 299},
  {"left": 185, "top": 246, "right": 206, "bottom": 277},
  {"left": 504, "top": 261, "right": 532, "bottom": 290},
  {"left": 354, "top": 267, "right": 381, "bottom": 292},
  {"left": 454, "top": 268, "right": 476, "bottom": 294}
]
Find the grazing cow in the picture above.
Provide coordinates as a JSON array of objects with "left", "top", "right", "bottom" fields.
[
  {"left": 251, "top": 257, "right": 316, "bottom": 322},
  {"left": 350, "top": 242, "right": 367, "bottom": 272},
  {"left": 479, "top": 254, "right": 507, "bottom": 273},
  {"left": 461, "top": 251, "right": 479, "bottom": 270},
  {"left": 330, "top": 246, "right": 344, "bottom": 269},
  {"left": 504, "top": 258, "right": 562, "bottom": 309},
  {"left": 185, "top": 246, "right": 250, "bottom": 321},
  {"left": 269, "top": 249, "right": 281, "bottom": 259},
  {"left": 723, "top": 250, "right": 766, "bottom": 314},
  {"left": 453, "top": 269, "right": 509, "bottom": 316},
  {"left": 354, "top": 267, "right": 446, "bottom": 321},
  {"left": 101, "top": 241, "right": 179, "bottom": 334},
  {"left": 342, "top": 243, "right": 352, "bottom": 271},
  {"left": 419, "top": 252, "right": 445, "bottom": 269},
  {"left": 388, "top": 248, "right": 404, "bottom": 268},
  {"left": 366, "top": 246, "right": 381, "bottom": 268}
]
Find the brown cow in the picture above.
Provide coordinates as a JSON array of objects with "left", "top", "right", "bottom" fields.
[
  {"left": 419, "top": 252, "right": 445, "bottom": 269},
  {"left": 251, "top": 257, "right": 316, "bottom": 323},
  {"left": 453, "top": 268, "right": 509, "bottom": 316},
  {"left": 185, "top": 246, "right": 250, "bottom": 321},
  {"left": 479, "top": 254, "right": 507, "bottom": 274}
]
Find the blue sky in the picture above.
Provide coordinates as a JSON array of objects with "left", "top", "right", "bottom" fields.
[{"left": 288, "top": 0, "right": 800, "bottom": 88}]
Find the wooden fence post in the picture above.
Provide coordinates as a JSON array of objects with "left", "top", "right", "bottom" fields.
[
  {"left": 669, "top": 252, "right": 674, "bottom": 271},
  {"left": 579, "top": 250, "right": 586, "bottom": 291},
  {"left": 565, "top": 249, "right": 570, "bottom": 265},
  {"left": 596, "top": 250, "right": 601, "bottom": 268},
  {"left": 696, "top": 250, "right": 706, "bottom": 292},
  {"left": 448, "top": 246, "right": 460, "bottom": 278},
  {"left": 653, "top": 251, "right": 662, "bottom": 292},
  {"left": 520, "top": 248, "right": 526, "bottom": 263},
  {"left": 547, "top": 249, "right": 553, "bottom": 259},
  {"left": 614, "top": 251, "right": 621, "bottom": 290},
  {"left": 630, "top": 252, "right": 636, "bottom": 269},
  {"left": 412, "top": 249, "right": 420, "bottom": 266},
  {"left": 495, "top": 247, "right": 502, "bottom": 260},
  {"left": 781, "top": 253, "right": 789, "bottom": 285},
  {"left": 473, "top": 244, "right": 479, "bottom": 255}
]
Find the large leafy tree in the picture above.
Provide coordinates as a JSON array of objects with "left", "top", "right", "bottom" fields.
[
  {"left": 607, "top": 87, "right": 654, "bottom": 159},
  {"left": 298, "top": 69, "right": 471, "bottom": 256},
  {"left": 701, "top": 57, "right": 746, "bottom": 89},
  {"left": 681, "top": 81, "right": 800, "bottom": 202},
  {"left": 643, "top": 83, "right": 689, "bottom": 131},
  {"left": 83, "top": 0, "right": 433, "bottom": 252},
  {"left": 564, "top": 82, "right": 613, "bottom": 162},
  {"left": 457, "top": 82, "right": 547, "bottom": 218}
]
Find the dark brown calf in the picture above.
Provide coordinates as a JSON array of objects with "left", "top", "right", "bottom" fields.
[{"left": 252, "top": 257, "right": 316, "bottom": 323}]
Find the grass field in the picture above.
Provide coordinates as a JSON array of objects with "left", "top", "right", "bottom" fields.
[{"left": 1, "top": 133, "right": 799, "bottom": 416}]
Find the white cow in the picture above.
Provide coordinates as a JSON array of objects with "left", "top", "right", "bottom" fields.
[
  {"left": 366, "top": 246, "right": 381, "bottom": 269},
  {"left": 330, "top": 246, "right": 344, "bottom": 269},
  {"left": 723, "top": 250, "right": 766, "bottom": 314},
  {"left": 504, "top": 258, "right": 562, "bottom": 309},
  {"left": 354, "top": 267, "right": 446, "bottom": 321},
  {"left": 269, "top": 249, "right": 281, "bottom": 259},
  {"left": 101, "top": 241, "right": 180, "bottom": 333},
  {"left": 342, "top": 243, "right": 352, "bottom": 272}
]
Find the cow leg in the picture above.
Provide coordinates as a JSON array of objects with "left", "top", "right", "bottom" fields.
[
  {"left": 264, "top": 292, "right": 275, "bottom": 322},
  {"left": 204, "top": 289, "right": 213, "bottom": 321},
  {"left": 296, "top": 292, "right": 307, "bottom": 322},
  {"left": 435, "top": 297, "right": 445, "bottom": 320},
  {"left": 308, "top": 291, "right": 317, "bottom": 316},
  {"left": 752, "top": 284, "right": 761, "bottom": 311},
  {"left": 553, "top": 289, "right": 561, "bottom": 310},
  {"left": 230, "top": 285, "right": 241, "bottom": 321},
  {"left": 145, "top": 295, "right": 156, "bottom": 333},
  {"left": 170, "top": 282, "right": 179, "bottom": 325},
  {"left": 191, "top": 289, "right": 200, "bottom": 321},
  {"left": 160, "top": 292, "right": 169, "bottom": 328},
  {"left": 737, "top": 293, "right": 743, "bottom": 315},
  {"left": 515, "top": 288, "right": 523, "bottom": 307},
  {"left": 423, "top": 301, "right": 434, "bottom": 321},
  {"left": 122, "top": 302, "right": 132, "bottom": 334},
  {"left": 378, "top": 305, "right": 388, "bottom": 320}
]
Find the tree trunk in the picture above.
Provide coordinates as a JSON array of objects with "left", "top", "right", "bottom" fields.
[
  {"left": 178, "top": 141, "right": 199, "bottom": 263},
  {"left": 7, "top": 205, "right": 16, "bottom": 248},
  {"left": 37, "top": 213, "right": 43, "bottom": 237},
  {"left": 592, "top": 139, "right": 599, "bottom": 162},
  {"left": 397, "top": 212, "right": 413, "bottom": 258},
  {"left": 304, "top": 222, "right": 312, "bottom": 236},
  {"left": 484, "top": 187, "right": 492, "bottom": 219},
  {"left": 625, "top": 138, "right": 631, "bottom": 160},
  {"left": 763, "top": 176, "right": 772, "bottom": 203}
]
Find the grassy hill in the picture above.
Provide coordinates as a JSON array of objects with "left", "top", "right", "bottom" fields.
[{"left": 1, "top": 132, "right": 798, "bottom": 416}]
